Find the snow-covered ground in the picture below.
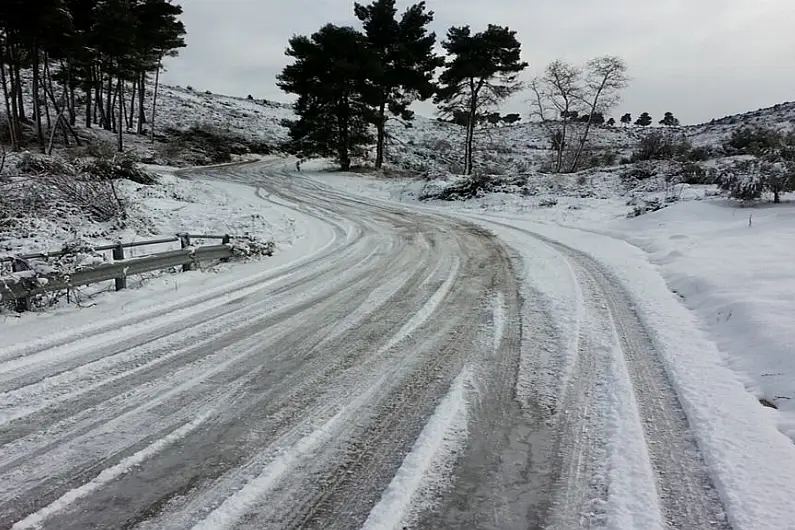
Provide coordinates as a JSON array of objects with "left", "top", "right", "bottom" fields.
[
  {"left": 1, "top": 159, "right": 300, "bottom": 314},
  {"left": 318, "top": 169, "right": 795, "bottom": 529},
  {"left": 323, "top": 170, "right": 795, "bottom": 437}
]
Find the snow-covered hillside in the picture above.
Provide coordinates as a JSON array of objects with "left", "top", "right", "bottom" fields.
[
  {"left": 688, "top": 101, "right": 795, "bottom": 147},
  {"left": 155, "top": 85, "right": 293, "bottom": 147}
]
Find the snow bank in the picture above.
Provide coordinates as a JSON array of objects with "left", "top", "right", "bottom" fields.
[{"left": 602, "top": 199, "right": 795, "bottom": 438}]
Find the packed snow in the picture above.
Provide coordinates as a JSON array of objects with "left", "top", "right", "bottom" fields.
[{"left": 317, "top": 168, "right": 795, "bottom": 529}]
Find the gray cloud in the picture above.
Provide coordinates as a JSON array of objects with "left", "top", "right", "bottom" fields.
[{"left": 163, "top": 0, "right": 795, "bottom": 124}]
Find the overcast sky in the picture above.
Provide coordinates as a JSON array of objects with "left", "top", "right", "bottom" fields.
[{"left": 162, "top": 0, "right": 795, "bottom": 125}]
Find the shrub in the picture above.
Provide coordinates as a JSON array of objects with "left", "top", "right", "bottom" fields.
[
  {"left": 631, "top": 131, "right": 693, "bottom": 162},
  {"left": 76, "top": 152, "right": 157, "bottom": 185},
  {"left": 627, "top": 197, "right": 665, "bottom": 218},
  {"left": 40, "top": 172, "right": 125, "bottom": 222},
  {"left": 724, "top": 127, "right": 784, "bottom": 156},
  {"left": 675, "top": 162, "right": 713, "bottom": 185},
  {"left": 16, "top": 152, "right": 75, "bottom": 176},
  {"left": 420, "top": 173, "right": 491, "bottom": 201},
  {"left": 718, "top": 158, "right": 795, "bottom": 203},
  {"left": 621, "top": 163, "right": 656, "bottom": 181}
]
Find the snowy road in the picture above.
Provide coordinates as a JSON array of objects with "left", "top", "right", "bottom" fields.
[{"left": 0, "top": 162, "right": 733, "bottom": 529}]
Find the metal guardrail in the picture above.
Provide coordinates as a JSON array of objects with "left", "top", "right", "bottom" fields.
[{"left": 0, "top": 233, "right": 254, "bottom": 311}]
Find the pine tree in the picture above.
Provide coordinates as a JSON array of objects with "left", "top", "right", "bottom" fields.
[
  {"left": 659, "top": 111, "right": 680, "bottom": 127},
  {"left": 354, "top": 0, "right": 441, "bottom": 169},
  {"left": 278, "top": 24, "right": 375, "bottom": 170},
  {"left": 635, "top": 112, "right": 652, "bottom": 127},
  {"left": 435, "top": 25, "right": 528, "bottom": 175},
  {"left": 620, "top": 113, "right": 632, "bottom": 127},
  {"left": 0, "top": 0, "right": 185, "bottom": 152}
]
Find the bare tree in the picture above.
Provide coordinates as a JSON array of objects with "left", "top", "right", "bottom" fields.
[
  {"left": 569, "top": 56, "right": 629, "bottom": 172},
  {"left": 530, "top": 60, "right": 583, "bottom": 173}
]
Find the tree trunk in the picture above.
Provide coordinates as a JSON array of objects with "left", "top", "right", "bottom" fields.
[
  {"left": 31, "top": 48, "right": 46, "bottom": 153},
  {"left": 464, "top": 87, "right": 477, "bottom": 176},
  {"left": 774, "top": 190, "right": 780, "bottom": 204},
  {"left": 570, "top": 116, "right": 594, "bottom": 173},
  {"left": 570, "top": 79, "right": 608, "bottom": 173},
  {"left": 0, "top": 41, "right": 19, "bottom": 150},
  {"left": 13, "top": 62, "right": 25, "bottom": 121},
  {"left": 375, "top": 100, "right": 386, "bottom": 169},
  {"left": 137, "top": 72, "right": 146, "bottom": 133},
  {"left": 117, "top": 78, "right": 124, "bottom": 152},
  {"left": 105, "top": 68, "right": 113, "bottom": 131},
  {"left": 128, "top": 76, "right": 137, "bottom": 130},
  {"left": 84, "top": 66, "right": 93, "bottom": 128},
  {"left": 95, "top": 77, "right": 107, "bottom": 128},
  {"left": 43, "top": 56, "right": 53, "bottom": 135},
  {"left": 150, "top": 57, "right": 162, "bottom": 142},
  {"left": 85, "top": 85, "right": 92, "bottom": 128},
  {"left": 556, "top": 116, "right": 569, "bottom": 173},
  {"left": 46, "top": 84, "right": 81, "bottom": 149},
  {"left": 67, "top": 65, "right": 76, "bottom": 127},
  {"left": 337, "top": 94, "right": 351, "bottom": 170}
]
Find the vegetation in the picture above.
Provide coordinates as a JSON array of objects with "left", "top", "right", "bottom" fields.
[
  {"left": 434, "top": 25, "right": 527, "bottom": 175},
  {"left": 659, "top": 111, "right": 680, "bottom": 127},
  {"left": 0, "top": 0, "right": 187, "bottom": 153},
  {"left": 631, "top": 131, "right": 694, "bottom": 162},
  {"left": 635, "top": 112, "right": 653, "bottom": 127},
  {"left": 354, "top": 0, "right": 441, "bottom": 169},
  {"left": 530, "top": 56, "right": 629, "bottom": 173},
  {"left": 724, "top": 126, "right": 795, "bottom": 158},
  {"left": 279, "top": 0, "right": 442, "bottom": 170},
  {"left": 718, "top": 158, "right": 795, "bottom": 203}
]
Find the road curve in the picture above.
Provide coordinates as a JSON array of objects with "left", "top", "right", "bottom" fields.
[
  {"left": 0, "top": 162, "right": 546, "bottom": 529},
  {"left": 0, "top": 162, "right": 729, "bottom": 529}
]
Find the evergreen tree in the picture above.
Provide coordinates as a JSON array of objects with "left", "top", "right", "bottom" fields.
[
  {"left": 635, "top": 112, "right": 652, "bottom": 127},
  {"left": 606, "top": 117, "right": 615, "bottom": 127},
  {"left": 0, "top": 0, "right": 185, "bottom": 152},
  {"left": 620, "top": 112, "right": 632, "bottom": 126},
  {"left": 659, "top": 111, "right": 680, "bottom": 127},
  {"left": 501, "top": 113, "right": 521, "bottom": 124},
  {"left": 589, "top": 112, "right": 605, "bottom": 125},
  {"left": 354, "top": 0, "right": 441, "bottom": 169},
  {"left": 278, "top": 24, "right": 375, "bottom": 170},
  {"left": 435, "top": 24, "right": 527, "bottom": 175}
]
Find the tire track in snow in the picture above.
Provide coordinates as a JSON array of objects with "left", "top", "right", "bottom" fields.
[
  {"left": 360, "top": 367, "right": 471, "bottom": 530},
  {"left": 460, "top": 216, "right": 730, "bottom": 529},
  {"left": 11, "top": 412, "right": 213, "bottom": 530}
]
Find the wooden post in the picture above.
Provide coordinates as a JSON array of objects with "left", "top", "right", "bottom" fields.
[
  {"left": 112, "top": 242, "right": 126, "bottom": 291},
  {"left": 221, "top": 234, "right": 231, "bottom": 263},
  {"left": 11, "top": 259, "right": 31, "bottom": 312},
  {"left": 179, "top": 233, "right": 194, "bottom": 272}
]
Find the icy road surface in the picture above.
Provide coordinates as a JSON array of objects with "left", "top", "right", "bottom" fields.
[{"left": 0, "top": 161, "right": 734, "bottom": 529}]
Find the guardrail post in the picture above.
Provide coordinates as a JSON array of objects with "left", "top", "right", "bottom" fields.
[
  {"left": 112, "top": 242, "right": 126, "bottom": 291},
  {"left": 11, "top": 259, "right": 31, "bottom": 312},
  {"left": 221, "top": 234, "right": 231, "bottom": 263},
  {"left": 179, "top": 233, "right": 195, "bottom": 272}
]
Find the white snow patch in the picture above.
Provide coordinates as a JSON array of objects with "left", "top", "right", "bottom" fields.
[
  {"left": 11, "top": 412, "right": 211, "bottom": 529},
  {"left": 378, "top": 257, "right": 459, "bottom": 354},
  {"left": 190, "top": 410, "right": 344, "bottom": 530},
  {"left": 491, "top": 293, "right": 506, "bottom": 351},
  {"left": 361, "top": 367, "right": 471, "bottom": 530}
]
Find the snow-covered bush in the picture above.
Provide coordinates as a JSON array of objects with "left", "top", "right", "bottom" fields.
[
  {"left": 229, "top": 237, "right": 275, "bottom": 258},
  {"left": 718, "top": 158, "right": 795, "bottom": 203},
  {"left": 631, "top": 131, "right": 693, "bottom": 162},
  {"left": 420, "top": 173, "right": 492, "bottom": 201},
  {"left": 40, "top": 171, "right": 126, "bottom": 222},
  {"left": 723, "top": 127, "right": 791, "bottom": 156},
  {"left": 75, "top": 152, "right": 157, "bottom": 185}
]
